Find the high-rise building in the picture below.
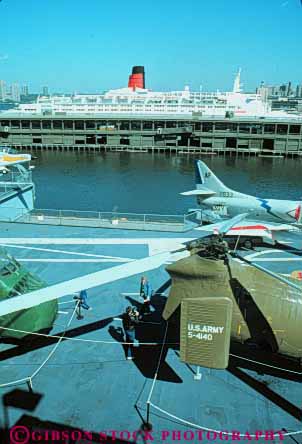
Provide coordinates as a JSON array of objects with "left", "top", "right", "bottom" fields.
[
  {"left": 296, "top": 84, "right": 302, "bottom": 98},
  {"left": 0, "top": 80, "right": 6, "bottom": 101},
  {"left": 279, "top": 84, "right": 287, "bottom": 97},
  {"left": 287, "top": 81, "right": 292, "bottom": 96},
  {"left": 21, "top": 84, "right": 29, "bottom": 96},
  {"left": 270, "top": 86, "right": 278, "bottom": 96},
  {"left": 11, "top": 82, "right": 20, "bottom": 102},
  {"left": 42, "top": 86, "right": 49, "bottom": 95}
]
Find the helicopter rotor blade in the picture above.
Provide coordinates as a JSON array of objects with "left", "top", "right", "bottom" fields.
[
  {"left": 231, "top": 252, "right": 302, "bottom": 292},
  {"left": 214, "top": 213, "right": 249, "bottom": 236},
  {"left": 0, "top": 251, "right": 171, "bottom": 317}
]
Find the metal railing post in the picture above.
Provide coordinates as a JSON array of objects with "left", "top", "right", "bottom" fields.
[{"left": 145, "top": 401, "right": 152, "bottom": 430}]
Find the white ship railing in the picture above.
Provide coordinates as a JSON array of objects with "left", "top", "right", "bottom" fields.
[
  {"left": 0, "top": 207, "right": 200, "bottom": 232},
  {"left": 0, "top": 171, "right": 33, "bottom": 195},
  {"left": 0, "top": 170, "right": 32, "bottom": 183}
]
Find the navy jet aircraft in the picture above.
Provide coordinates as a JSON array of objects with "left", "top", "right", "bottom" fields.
[
  {"left": 182, "top": 160, "right": 302, "bottom": 247},
  {"left": 182, "top": 160, "right": 302, "bottom": 225}
]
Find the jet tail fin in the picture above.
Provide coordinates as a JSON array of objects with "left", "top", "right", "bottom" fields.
[{"left": 195, "top": 160, "right": 233, "bottom": 194}]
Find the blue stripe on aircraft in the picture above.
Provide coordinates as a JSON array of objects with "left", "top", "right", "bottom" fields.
[{"left": 256, "top": 198, "right": 283, "bottom": 220}]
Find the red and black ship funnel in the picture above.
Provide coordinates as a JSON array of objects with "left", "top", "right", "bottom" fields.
[{"left": 128, "top": 66, "right": 145, "bottom": 89}]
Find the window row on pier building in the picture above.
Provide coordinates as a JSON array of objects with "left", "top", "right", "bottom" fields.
[{"left": 1, "top": 116, "right": 302, "bottom": 155}]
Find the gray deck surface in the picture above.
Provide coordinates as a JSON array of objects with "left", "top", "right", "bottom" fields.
[{"left": 0, "top": 222, "right": 302, "bottom": 443}]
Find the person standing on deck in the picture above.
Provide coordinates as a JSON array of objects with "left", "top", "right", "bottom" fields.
[
  {"left": 122, "top": 306, "right": 139, "bottom": 360},
  {"left": 139, "top": 276, "right": 152, "bottom": 317},
  {"left": 74, "top": 289, "right": 92, "bottom": 319}
]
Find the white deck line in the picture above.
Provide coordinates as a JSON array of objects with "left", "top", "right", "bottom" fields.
[
  {"left": 0, "top": 251, "right": 170, "bottom": 316},
  {"left": 250, "top": 257, "right": 302, "bottom": 262},
  {"left": 0, "top": 243, "right": 135, "bottom": 262},
  {"left": 0, "top": 237, "right": 190, "bottom": 255},
  {"left": 2, "top": 258, "right": 134, "bottom": 263},
  {"left": 0, "top": 238, "right": 190, "bottom": 244}
]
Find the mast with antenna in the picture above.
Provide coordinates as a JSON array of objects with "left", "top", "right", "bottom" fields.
[{"left": 233, "top": 68, "right": 242, "bottom": 93}]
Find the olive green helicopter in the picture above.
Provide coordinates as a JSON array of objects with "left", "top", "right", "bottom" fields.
[{"left": 163, "top": 215, "right": 302, "bottom": 370}]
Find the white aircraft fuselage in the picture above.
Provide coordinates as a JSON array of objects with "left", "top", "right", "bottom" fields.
[
  {"left": 182, "top": 161, "right": 302, "bottom": 225},
  {"left": 199, "top": 194, "right": 302, "bottom": 224}
]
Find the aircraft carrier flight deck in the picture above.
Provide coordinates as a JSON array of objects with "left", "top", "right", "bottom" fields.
[{"left": 1, "top": 220, "right": 302, "bottom": 444}]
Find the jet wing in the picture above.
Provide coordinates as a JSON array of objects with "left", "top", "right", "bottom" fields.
[
  {"left": 181, "top": 188, "right": 216, "bottom": 197},
  {"left": 195, "top": 219, "right": 301, "bottom": 244}
]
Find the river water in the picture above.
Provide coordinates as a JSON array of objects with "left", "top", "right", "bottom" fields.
[{"left": 32, "top": 152, "right": 302, "bottom": 215}]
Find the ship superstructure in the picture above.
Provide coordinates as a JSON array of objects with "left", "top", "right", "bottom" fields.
[{"left": 3, "top": 68, "right": 280, "bottom": 118}]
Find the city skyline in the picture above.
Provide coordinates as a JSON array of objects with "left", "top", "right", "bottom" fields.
[
  {"left": 1, "top": 77, "right": 302, "bottom": 102},
  {"left": 0, "top": 0, "right": 301, "bottom": 93}
]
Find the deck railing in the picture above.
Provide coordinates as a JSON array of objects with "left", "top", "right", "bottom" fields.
[
  {"left": 0, "top": 170, "right": 33, "bottom": 196},
  {"left": 0, "top": 207, "right": 200, "bottom": 232}
]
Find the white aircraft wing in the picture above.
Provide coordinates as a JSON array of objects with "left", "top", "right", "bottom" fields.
[
  {"left": 194, "top": 213, "right": 249, "bottom": 235},
  {"left": 0, "top": 251, "right": 171, "bottom": 317},
  {"left": 195, "top": 217, "right": 301, "bottom": 244},
  {"left": 181, "top": 188, "right": 216, "bottom": 197}
]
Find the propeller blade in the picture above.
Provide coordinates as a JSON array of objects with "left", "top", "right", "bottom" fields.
[{"left": 0, "top": 251, "right": 170, "bottom": 317}]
